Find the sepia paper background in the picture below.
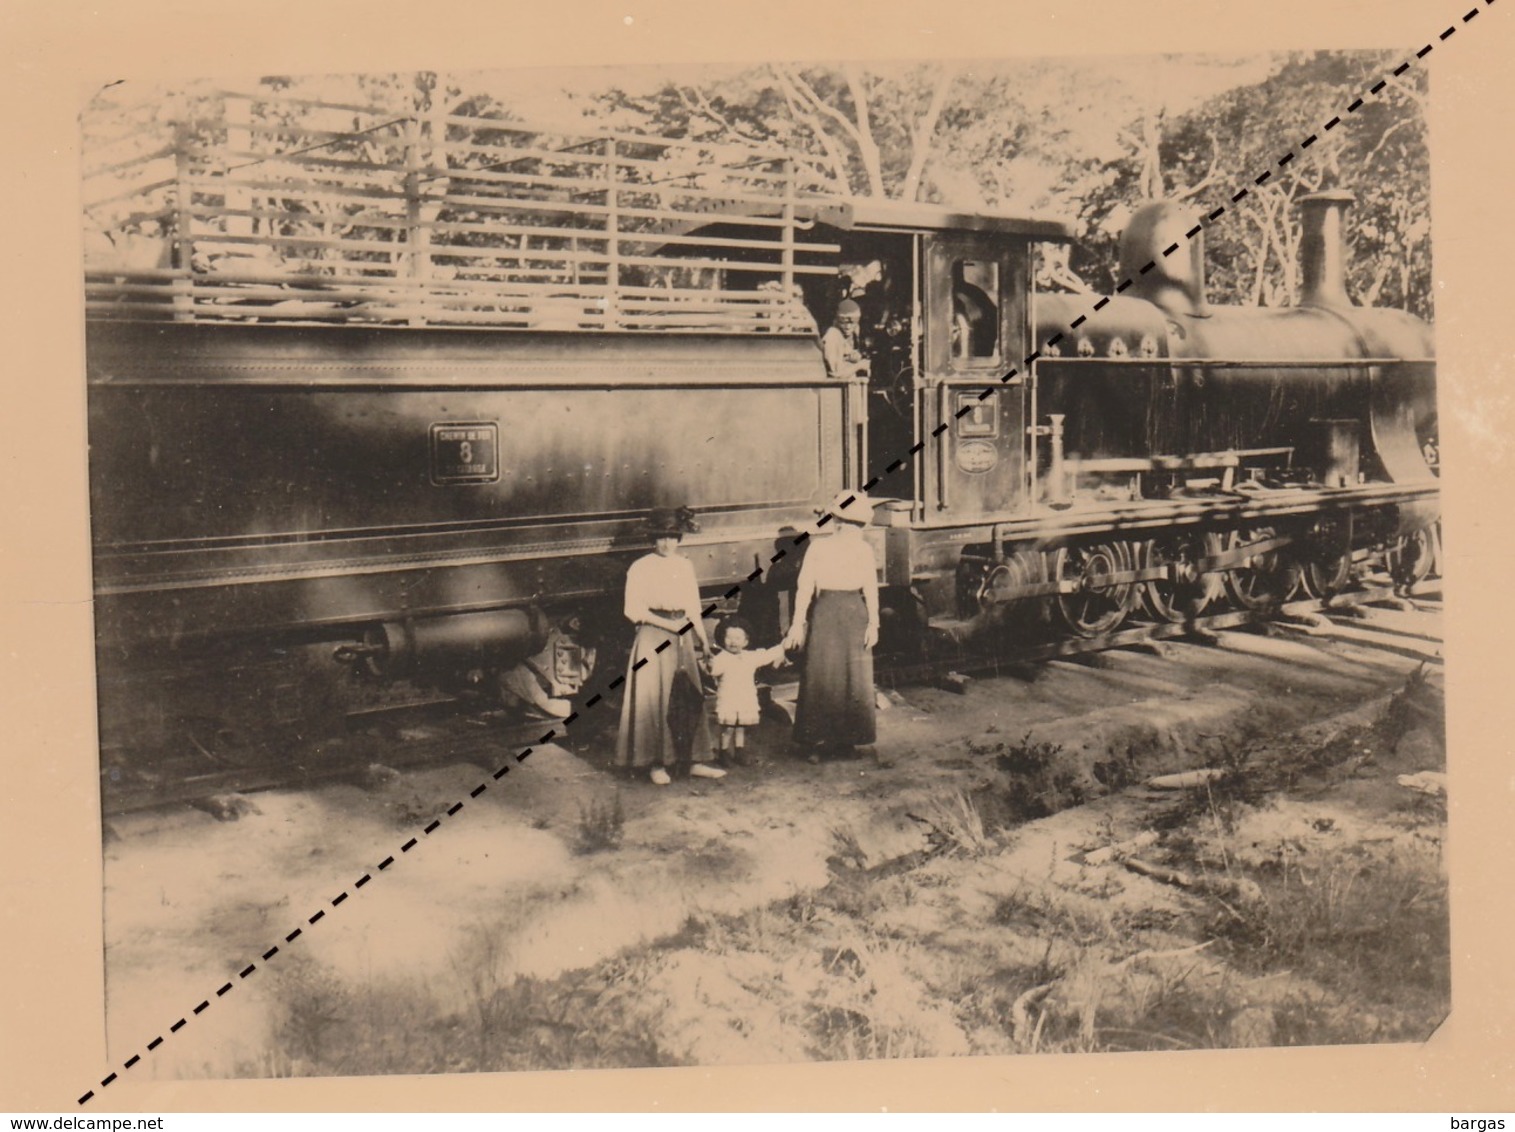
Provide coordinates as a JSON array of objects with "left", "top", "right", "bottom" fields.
[{"left": 3, "top": 0, "right": 1512, "bottom": 1112}]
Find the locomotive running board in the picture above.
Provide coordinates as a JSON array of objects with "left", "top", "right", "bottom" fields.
[{"left": 902, "top": 480, "right": 1438, "bottom": 537}]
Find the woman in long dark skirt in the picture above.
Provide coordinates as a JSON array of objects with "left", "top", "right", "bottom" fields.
[
  {"left": 615, "top": 507, "right": 725, "bottom": 786},
  {"left": 783, "top": 491, "right": 880, "bottom": 761}
]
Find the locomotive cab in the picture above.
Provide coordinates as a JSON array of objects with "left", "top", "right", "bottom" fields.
[{"left": 811, "top": 201, "right": 1072, "bottom": 525}]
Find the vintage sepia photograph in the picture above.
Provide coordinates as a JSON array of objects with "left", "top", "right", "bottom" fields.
[{"left": 79, "top": 47, "right": 1447, "bottom": 1086}]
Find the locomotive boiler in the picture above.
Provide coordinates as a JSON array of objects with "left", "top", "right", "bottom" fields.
[{"left": 81, "top": 91, "right": 1437, "bottom": 783}]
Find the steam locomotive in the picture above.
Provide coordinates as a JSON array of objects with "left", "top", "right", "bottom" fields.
[{"left": 83, "top": 96, "right": 1437, "bottom": 770}]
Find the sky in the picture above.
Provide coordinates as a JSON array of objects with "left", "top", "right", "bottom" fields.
[{"left": 89, "top": 52, "right": 1286, "bottom": 145}]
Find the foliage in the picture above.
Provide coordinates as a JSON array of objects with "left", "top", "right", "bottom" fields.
[
  {"left": 981, "top": 732, "right": 1083, "bottom": 822},
  {"left": 1156, "top": 51, "right": 1431, "bottom": 316}
]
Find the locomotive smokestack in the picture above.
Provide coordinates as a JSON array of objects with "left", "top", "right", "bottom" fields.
[{"left": 1298, "top": 189, "right": 1356, "bottom": 308}]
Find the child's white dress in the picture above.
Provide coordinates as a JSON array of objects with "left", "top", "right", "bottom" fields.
[{"left": 709, "top": 644, "right": 787, "bottom": 726}]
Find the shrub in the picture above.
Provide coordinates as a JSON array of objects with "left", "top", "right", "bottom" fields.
[
  {"left": 980, "top": 732, "right": 1084, "bottom": 823},
  {"left": 574, "top": 793, "right": 625, "bottom": 854},
  {"left": 915, "top": 790, "right": 996, "bottom": 857}
]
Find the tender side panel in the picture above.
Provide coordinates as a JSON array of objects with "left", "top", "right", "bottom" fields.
[{"left": 87, "top": 324, "right": 838, "bottom": 647}]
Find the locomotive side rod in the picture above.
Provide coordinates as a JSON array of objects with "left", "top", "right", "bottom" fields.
[{"left": 977, "top": 531, "right": 1301, "bottom": 605}]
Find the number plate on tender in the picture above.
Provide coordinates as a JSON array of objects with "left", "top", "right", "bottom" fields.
[{"left": 430, "top": 422, "right": 500, "bottom": 484}]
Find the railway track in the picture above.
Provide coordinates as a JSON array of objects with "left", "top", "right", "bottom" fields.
[
  {"left": 878, "top": 579, "right": 1441, "bottom": 685},
  {"left": 99, "top": 579, "right": 1441, "bottom": 818}
]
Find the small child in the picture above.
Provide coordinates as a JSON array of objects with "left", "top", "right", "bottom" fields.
[{"left": 707, "top": 617, "right": 788, "bottom": 765}]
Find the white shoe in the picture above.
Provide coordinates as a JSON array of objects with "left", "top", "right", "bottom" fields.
[
  {"left": 649, "top": 767, "right": 672, "bottom": 786},
  {"left": 689, "top": 763, "right": 727, "bottom": 780}
]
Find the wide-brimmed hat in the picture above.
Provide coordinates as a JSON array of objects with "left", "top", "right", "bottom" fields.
[
  {"left": 818, "top": 490, "right": 876, "bottom": 527},
  {"left": 641, "top": 506, "right": 700, "bottom": 538}
]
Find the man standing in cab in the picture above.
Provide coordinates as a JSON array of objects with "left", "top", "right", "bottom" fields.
[{"left": 821, "top": 298, "right": 869, "bottom": 380}]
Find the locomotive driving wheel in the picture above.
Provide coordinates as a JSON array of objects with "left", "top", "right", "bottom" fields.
[
  {"left": 1051, "top": 542, "right": 1137, "bottom": 638},
  {"left": 1141, "top": 533, "right": 1225, "bottom": 622},
  {"left": 1386, "top": 526, "right": 1437, "bottom": 591},
  {"left": 1223, "top": 525, "right": 1301, "bottom": 611},
  {"left": 1298, "top": 518, "right": 1354, "bottom": 600},
  {"left": 976, "top": 550, "right": 1046, "bottom": 616}
]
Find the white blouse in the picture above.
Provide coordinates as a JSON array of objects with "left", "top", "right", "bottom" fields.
[
  {"left": 792, "top": 527, "right": 880, "bottom": 630},
  {"left": 624, "top": 552, "right": 704, "bottom": 624},
  {"left": 797, "top": 528, "right": 878, "bottom": 591}
]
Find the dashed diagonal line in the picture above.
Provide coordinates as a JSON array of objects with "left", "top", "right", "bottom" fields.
[{"left": 76, "top": 7, "right": 1483, "bottom": 1105}]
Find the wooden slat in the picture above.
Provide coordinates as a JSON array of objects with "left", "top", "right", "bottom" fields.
[
  {"left": 88, "top": 275, "right": 810, "bottom": 311},
  {"left": 189, "top": 231, "right": 410, "bottom": 254},
  {"left": 185, "top": 174, "right": 409, "bottom": 204},
  {"left": 422, "top": 165, "right": 611, "bottom": 196},
  {"left": 91, "top": 243, "right": 829, "bottom": 279},
  {"left": 611, "top": 204, "right": 791, "bottom": 229},
  {"left": 84, "top": 299, "right": 810, "bottom": 332},
  {"left": 431, "top": 163, "right": 798, "bottom": 212},
  {"left": 415, "top": 162, "right": 616, "bottom": 195},
  {"left": 184, "top": 204, "right": 645, "bottom": 253},
  {"left": 184, "top": 203, "right": 410, "bottom": 229},
  {"left": 433, "top": 111, "right": 792, "bottom": 158},
  {"left": 83, "top": 177, "right": 178, "bottom": 211},
  {"left": 86, "top": 298, "right": 189, "bottom": 311},
  {"left": 182, "top": 144, "right": 412, "bottom": 178},
  {"left": 614, "top": 284, "right": 801, "bottom": 298},
  {"left": 208, "top": 89, "right": 399, "bottom": 116},
  {"left": 607, "top": 152, "right": 791, "bottom": 185},
  {"left": 217, "top": 118, "right": 408, "bottom": 146},
  {"left": 397, "top": 187, "right": 612, "bottom": 218},
  {"left": 428, "top": 135, "right": 613, "bottom": 168},
  {"left": 83, "top": 144, "right": 178, "bottom": 181},
  {"left": 86, "top": 267, "right": 188, "bottom": 281},
  {"left": 181, "top": 204, "right": 619, "bottom": 246},
  {"left": 82, "top": 117, "right": 171, "bottom": 153},
  {"left": 612, "top": 254, "right": 832, "bottom": 276},
  {"left": 191, "top": 275, "right": 610, "bottom": 299},
  {"left": 85, "top": 280, "right": 186, "bottom": 297},
  {"left": 83, "top": 204, "right": 176, "bottom": 234},
  {"left": 617, "top": 298, "right": 800, "bottom": 311},
  {"left": 88, "top": 270, "right": 618, "bottom": 300},
  {"left": 416, "top": 244, "right": 606, "bottom": 266},
  {"left": 432, "top": 138, "right": 615, "bottom": 170},
  {"left": 610, "top": 229, "right": 829, "bottom": 254}
]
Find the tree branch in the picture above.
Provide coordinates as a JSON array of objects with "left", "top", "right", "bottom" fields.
[
  {"left": 1382, "top": 71, "right": 1427, "bottom": 111},
  {"left": 1361, "top": 116, "right": 1417, "bottom": 170},
  {"left": 841, "top": 63, "right": 885, "bottom": 197},
  {"left": 678, "top": 85, "right": 769, "bottom": 146},
  {"left": 900, "top": 65, "right": 958, "bottom": 203},
  {"left": 769, "top": 64, "right": 851, "bottom": 193},
  {"left": 1255, "top": 189, "right": 1294, "bottom": 305},
  {"left": 1172, "top": 130, "right": 1223, "bottom": 202}
]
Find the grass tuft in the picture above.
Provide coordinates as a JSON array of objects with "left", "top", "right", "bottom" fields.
[{"left": 574, "top": 792, "right": 625, "bottom": 854}]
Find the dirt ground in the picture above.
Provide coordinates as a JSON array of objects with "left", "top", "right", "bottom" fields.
[{"left": 100, "top": 608, "right": 1447, "bottom": 1080}]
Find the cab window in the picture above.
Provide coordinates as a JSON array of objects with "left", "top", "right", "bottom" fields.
[{"left": 951, "top": 259, "right": 1000, "bottom": 364}]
